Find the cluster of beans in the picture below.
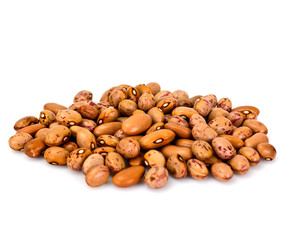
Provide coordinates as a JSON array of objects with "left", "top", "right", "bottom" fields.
[{"left": 8, "top": 82, "right": 276, "bottom": 188}]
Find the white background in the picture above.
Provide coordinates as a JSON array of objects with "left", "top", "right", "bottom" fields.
[{"left": 1, "top": 1, "right": 297, "bottom": 239}]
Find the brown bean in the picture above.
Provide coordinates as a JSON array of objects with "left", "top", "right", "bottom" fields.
[
  {"left": 155, "top": 98, "right": 177, "bottom": 114},
  {"left": 122, "top": 114, "right": 152, "bottom": 135},
  {"left": 97, "top": 107, "right": 119, "bottom": 125},
  {"left": 77, "top": 104, "right": 99, "bottom": 120},
  {"left": 112, "top": 166, "right": 145, "bottom": 187},
  {"left": 146, "top": 82, "right": 161, "bottom": 95},
  {"left": 160, "top": 145, "right": 193, "bottom": 160},
  {"left": 256, "top": 143, "right": 277, "bottom": 161},
  {"left": 139, "top": 129, "right": 176, "bottom": 150},
  {"left": 231, "top": 105, "right": 259, "bottom": 119},
  {"left": 207, "top": 108, "right": 229, "bottom": 122},
  {"left": 171, "top": 106, "right": 198, "bottom": 119},
  {"left": 164, "top": 122, "right": 192, "bottom": 139},
  {"left": 43, "top": 103, "right": 67, "bottom": 115},
  {"left": 146, "top": 122, "right": 165, "bottom": 134},
  {"left": 93, "top": 122, "right": 122, "bottom": 137},
  {"left": 244, "top": 133, "right": 269, "bottom": 149},
  {"left": 17, "top": 123, "right": 47, "bottom": 136},
  {"left": 14, "top": 116, "right": 39, "bottom": 131},
  {"left": 73, "top": 90, "right": 93, "bottom": 103},
  {"left": 147, "top": 107, "right": 165, "bottom": 123},
  {"left": 218, "top": 134, "right": 244, "bottom": 149},
  {"left": 232, "top": 126, "right": 253, "bottom": 140},
  {"left": 76, "top": 128, "right": 97, "bottom": 150},
  {"left": 118, "top": 99, "right": 138, "bottom": 116},
  {"left": 226, "top": 111, "right": 244, "bottom": 127},
  {"left": 154, "top": 90, "right": 173, "bottom": 103},
  {"left": 24, "top": 138, "right": 46, "bottom": 158},
  {"left": 217, "top": 97, "right": 232, "bottom": 112},
  {"left": 174, "top": 139, "right": 194, "bottom": 148},
  {"left": 189, "top": 114, "right": 206, "bottom": 128}
]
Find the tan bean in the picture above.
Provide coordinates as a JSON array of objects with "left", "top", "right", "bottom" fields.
[
  {"left": 218, "top": 134, "right": 244, "bottom": 149},
  {"left": 217, "top": 97, "right": 232, "bottom": 112},
  {"left": 67, "top": 148, "right": 92, "bottom": 171},
  {"left": 167, "top": 116, "right": 189, "bottom": 128},
  {"left": 232, "top": 126, "right": 253, "bottom": 140},
  {"left": 244, "top": 133, "right": 269, "bottom": 149},
  {"left": 82, "top": 154, "right": 105, "bottom": 174},
  {"left": 128, "top": 152, "right": 145, "bottom": 166},
  {"left": 109, "top": 88, "right": 126, "bottom": 108},
  {"left": 96, "top": 107, "right": 119, "bottom": 125},
  {"left": 118, "top": 99, "right": 138, "bottom": 116},
  {"left": 189, "top": 114, "right": 206, "bottom": 128},
  {"left": 242, "top": 119, "right": 268, "bottom": 134},
  {"left": 62, "top": 141, "right": 78, "bottom": 152},
  {"left": 44, "top": 146, "right": 70, "bottom": 165},
  {"left": 73, "top": 90, "right": 93, "bottom": 103},
  {"left": 231, "top": 105, "right": 259, "bottom": 119},
  {"left": 191, "top": 140, "right": 213, "bottom": 161},
  {"left": 135, "top": 84, "right": 153, "bottom": 95},
  {"left": 44, "top": 125, "right": 71, "bottom": 146},
  {"left": 208, "top": 116, "right": 233, "bottom": 135},
  {"left": 146, "top": 82, "right": 161, "bottom": 95},
  {"left": 35, "top": 128, "right": 51, "bottom": 141},
  {"left": 207, "top": 108, "right": 229, "bottom": 122},
  {"left": 112, "top": 166, "right": 146, "bottom": 187},
  {"left": 105, "top": 152, "right": 126, "bottom": 175},
  {"left": 85, "top": 165, "right": 110, "bottom": 187},
  {"left": 226, "top": 111, "right": 244, "bottom": 127},
  {"left": 93, "top": 146, "right": 116, "bottom": 158},
  {"left": 238, "top": 147, "right": 260, "bottom": 166},
  {"left": 212, "top": 137, "right": 236, "bottom": 160},
  {"left": 116, "top": 138, "right": 140, "bottom": 159},
  {"left": 166, "top": 154, "right": 187, "bottom": 179},
  {"left": 144, "top": 150, "right": 166, "bottom": 167},
  {"left": 77, "top": 104, "right": 99, "bottom": 120},
  {"left": 76, "top": 128, "right": 97, "bottom": 150},
  {"left": 39, "top": 110, "right": 56, "bottom": 126},
  {"left": 79, "top": 118, "right": 97, "bottom": 132},
  {"left": 174, "top": 139, "right": 194, "bottom": 148},
  {"left": 138, "top": 93, "right": 155, "bottom": 111},
  {"left": 144, "top": 166, "right": 169, "bottom": 189},
  {"left": 228, "top": 155, "right": 250, "bottom": 175},
  {"left": 193, "top": 97, "right": 212, "bottom": 117},
  {"left": 187, "top": 159, "right": 209, "bottom": 180},
  {"left": 96, "top": 135, "right": 119, "bottom": 148},
  {"left": 211, "top": 162, "right": 233, "bottom": 182},
  {"left": 9, "top": 132, "right": 33, "bottom": 150},
  {"left": 56, "top": 109, "right": 82, "bottom": 126},
  {"left": 154, "top": 90, "right": 173, "bottom": 103},
  {"left": 192, "top": 123, "right": 218, "bottom": 142},
  {"left": 126, "top": 87, "right": 140, "bottom": 102}
]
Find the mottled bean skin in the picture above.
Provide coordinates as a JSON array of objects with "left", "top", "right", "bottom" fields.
[
  {"left": 67, "top": 148, "right": 92, "bottom": 171},
  {"left": 191, "top": 140, "right": 213, "bottom": 161},
  {"left": 56, "top": 109, "right": 82, "bottom": 126},
  {"left": 144, "top": 150, "right": 166, "bottom": 167},
  {"left": 138, "top": 93, "right": 155, "bottom": 111},
  {"left": 105, "top": 152, "right": 126, "bottom": 175},
  {"left": 116, "top": 138, "right": 140, "bottom": 159},
  {"left": 44, "top": 147, "right": 70, "bottom": 165},
  {"left": 212, "top": 137, "right": 236, "bottom": 160},
  {"left": 166, "top": 154, "right": 187, "bottom": 179},
  {"left": 14, "top": 116, "right": 39, "bottom": 130},
  {"left": 238, "top": 147, "right": 260, "bottom": 166},
  {"left": 9, "top": 132, "right": 33, "bottom": 150},
  {"left": 82, "top": 154, "right": 105, "bottom": 174},
  {"left": 187, "top": 159, "right": 209, "bottom": 180},
  {"left": 144, "top": 166, "right": 169, "bottom": 189},
  {"left": 227, "top": 155, "right": 250, "bottom": 175}
]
